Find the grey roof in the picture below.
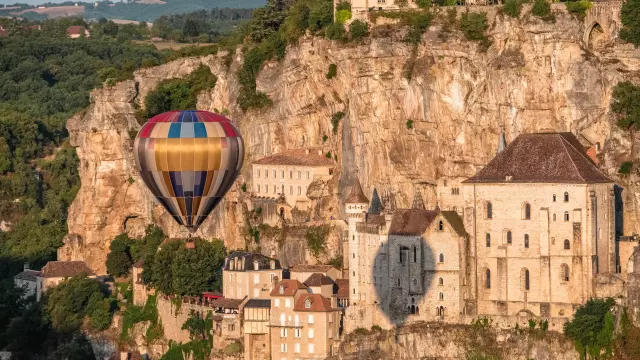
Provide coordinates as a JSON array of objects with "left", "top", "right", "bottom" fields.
[
  {"left": 14, "top": 269, "right": 41, "bottom": 282},
  {"left": 245, "top": 299, "right": 271, "bottom": 308},
  {"left": 224, "top": 252, "right": 281, "bottom": 271}
]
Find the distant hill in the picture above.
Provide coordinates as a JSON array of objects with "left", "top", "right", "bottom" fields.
[{"left": 83, "top": 0, "right": 266, "bottom": 22}]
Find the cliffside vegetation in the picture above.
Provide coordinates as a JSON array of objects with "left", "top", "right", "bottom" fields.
[
  {"left": 106, "top": 225, "right": 166, "bottom": 278},
  {"left": 150, "top": 9, "right": 255, "bottom": 43},
  {"left": 621, "top": 0, "right": 640, "bottom": 45}
]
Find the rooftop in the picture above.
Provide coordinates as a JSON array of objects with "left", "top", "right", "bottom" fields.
[
  {"left": 294, "top": 293, "right": 335, "bottom": 312},
  {"left": 389, "top": 209, "right": 439, "bottom": 236},
  {"left": 463, "top": 132, "right": 611, "bottom": 184},
  {"left": 245, "top": 299, "right": 271, "bottom": 308},
  {"left": 66, "top": 25, "right": 87, "bottom": 35},
  {"left": 271, "top": 279, "right": 307, "bottom": 297},
  {"left": 345, "top": 178, "right": 369, "bottom": 204},
  {"left": 40, "top": 261, "right": 95, "bottom": 278},
  {"left": 14, "top": 269, "right": 41, "bottom": 282},
  {"left": 335, "top": 278, "right": 349, "bottom": 299},
  {"left": 253, "top": 148, "right": 334, "bottom": 167},
  {"left": 303, "top": 273, "right": 334, "bottom": 287},
  {"left": 440, "top": 211, "right": 467, "bottom": 237},
  {"left": 224, "top": 252, "right": 281, "bottom": 271},
  {"left": 209, "top": 297, "right": 245, "bottom": 309},
  {"left": 290, "top": 264, "right": 337, "bottom": 273}
]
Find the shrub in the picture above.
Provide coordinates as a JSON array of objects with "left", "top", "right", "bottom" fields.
[
  {"left": 349, "top": 20, "right": 369, "bottom": 41},
  {"left": 241, "top": 183, "right": 247, "bottom": 192},
  {"left": 336, "top": 1, "right": 351, "bottom": 11},
  {"left": 611, "top": 82, "right": 640, "bottom": 130},
  {"left": 322, "top": 134, "right": 329, "bottom": 143},
  {"left": 331, "top": 112, "right": 345, "bottom": 134},
  {"left": 416, "top": 0, "right": 430, "bottom": 8},
  {"left": 564, "top": 298, "right": 615, "bottom": 359},
  {"left": 532, "top": 0, "right": 551, "bottom": 17},
  {"left": 328, "top": 255, "right": 343, "bottom": 269},
  {"left": 325, "top": 22, "right": 346, "bottom": 40},
  {"left": 145, "top": 65, "right": 217, "bottom": 117},
  {"left": 564, "top": 0, "right": 592, "bottom": 16},
  {"left": 406, "top": 119, "right": 414, "bottom": 129},
  {"left": 325, "top": 151, "right": 332, "bottom": 158},
  {"left": 306, "top": 225, "right": 330, "bottom": 256},
  {"left": 223, "top": 341, "right": 243, "bottom": 355},
  {"left": 371, "top": 325, "right": 383, "bottom": 332},
  {"left": 353, "top": 327, "right": 369, "bottom": 335},
  {"left": 528, "top": 319, "right": 536, "bottom": 330},
  {"left": 106, "top": 234, "right": 133, "bottom": 277},
  {"left": 336, "top": 9, "right": 352, "bottom": 24},
  {"left": 326, "top": 63, "right": 337, "bottom": 79},
  {"left": 620, "top": 0, "right": 640, "bottom": 45},
  {"left": 459, "top": 10, "right": 489, "bottom": 41},
  {"left": 396, "top": 0, "right": 409, "bottom": 7},
  {"left": 503, "top": 0, "right": 523, "bottom": 18},
  {"left": 619, "top": 161, "right": 634, "bottom": 175}
]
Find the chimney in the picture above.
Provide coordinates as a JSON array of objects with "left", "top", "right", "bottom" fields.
[{"left": 23, "top": 262, "right": 29, "bottom": 271}]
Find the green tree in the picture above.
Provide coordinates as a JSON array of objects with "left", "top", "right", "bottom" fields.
[
  {"left": 621, "top": 0, "right": 640, "bottom": 45},
  {"left": 532, "top": 0, "right": 551, "bottom": 18},
  {"left": 564, "top": 298, "right": 615, "bottom": 359},
  {"left": 349, "top": 19, "right": 369, "bottom": 41},
  {"left": 0, "top": 137, "right": 11, "bottom": 174},
  {"left": 459, "top": 10, "right": 489, "bottom": 41},
  {"left": 336, "top": 9, "right": 352, "bottom": 24},
  {"left": 326, "top": 64, "right": 337, "bottom": 79},
  {"left": 172, "top": 239, "right": 226, "bottom": 296},
  {"left": 106, "top": 234, "right": 134, "bottom": 277},
  {"left": 612, "top": 82, "right": 640, "bottom": 130},
  {"left": 182, "top": 310, "right": 208, "bottom": 340},
  {"left": 503, "top": 0, "right": 523, "bottom": 18},
  {"left": 325, "top": 22, "right": 346, "bottom": 40},
  {"left": 45, "top": 276, "right": 106, "bottom": 334},
  {"left": 416, "top": 0, "right": 430, "bottom": 8},
  {"left": 151, "top": 240, "right": 182, "bottom": 294}
]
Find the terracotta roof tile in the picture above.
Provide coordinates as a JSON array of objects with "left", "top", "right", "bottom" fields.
[
  {"left": 271, "top": 279, "right": 307, "bottom": 297},
  {"left": 253, "top": 148, "right": 334, "bottom": 167},
  {"left": 66, "top": 25, "right": 86, "bottom": 35},
  {"left": 294, "top": 293, "right": 335, "bottom": 312},
  {"left": 345, "top": 179, "right": 369, "bottom": 204},
  {"left": 463, "top": 132, "right": 612, "bottom": 184},
  {"left": 389, "top": 209, "right": 439, "bottom": 236},
  {"left": 335, "top": 279, "right": 349, "bottom": 298},
  {"left": 40, "top": 261, "right": 95, "bottom": 278},
  {"left": 210, "top": 297, "right": 244, "bottom": 309},
  {"left": 303, "top": 273, "right": 334, "bottom": 287},
  {"left": 290, "top": 264, "right": 336, "bottom": 273}
]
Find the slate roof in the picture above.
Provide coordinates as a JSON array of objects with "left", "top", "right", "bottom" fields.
[
  {"left": 303, "top": 273, "right": 334, "bottom": 287},
  {"left": 40, "top": 261, "right": 95, "bottom": 278},
  {"left": 335, "top": 279, "right": 349, "bottom": 299},
  {"left": 14, "top": 269, "right": 41, "bottom": 282},
  {"left": 463, "top": 133, "right": 611, "bottom": 184},
  {"left": 253, "top": 148, "right": 333, "bottom": 167},
  {"left": 440, "top": 211, "right": 467, "bottom": 237},
  {"left": 389, "top": 209, "right": 439, "bottom": 236},
  {"left": 224, "top": 252, "right": 281, "bottom": 271},
  {"left": 270, "top": 279, "right": 307, "bottom": 297},
  {"left": 345, "top": 178, "right": 369, "bottom": 204},
  {"left": 365, "top": 214, "right": 386, "bottom": 226},
  {"left": 290, "top": 264, "right": 336, "bottom": 273},
  {"left": 245, "top": 299, "right": 271, "bottom": 308},
  {"left": 294, "top": 293, "right": 335, "bottom": 312},
  {"left": 210, "top": 297, "right": 244, "bottom": 309}
]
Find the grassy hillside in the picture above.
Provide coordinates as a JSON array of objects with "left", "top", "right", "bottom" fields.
[{"left": 84, "top": 0, "right": 266, "bottom": 22}]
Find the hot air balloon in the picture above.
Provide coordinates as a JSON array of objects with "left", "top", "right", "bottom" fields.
[{"left": 134, "top": 110, "right": 244, "bottom": 233}]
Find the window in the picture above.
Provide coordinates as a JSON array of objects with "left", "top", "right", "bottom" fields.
[
  {"left": 308, "top": 344, "right": 315, "bottom": 354},
  {"left": 285, "top": 299, "right": 291, "bottom": 308},
  {"left": 564, "top": 239, "right": 571, "bottom": 250},
  {"left": 265, "top": 169, "right": 268, "bottom": 178},
  {"left": 413, "top": 246, "right": 417, "bottom": 262},
  {"left": 413, "top": 278, "right": 417, "bottom": 286},
  {"left": 438, "top": 277, "right": 444, "bottom": 286},
  {"left": 397, "top": 278, "right": 401, "bottom": 287},
  {"left": 289, "top": 170, "right": 293, "bottom": 178},
  {"left": 524, "top": 234, "right": 529, "bottom": 248},
  {"left": 281, "top": 343, "right": 287, "bottom": 352},
  {"left": 439, "top": 292, "right": 444, "bottom": 300},
  {"left": 294, "top": 329, "right": 301, "bottom": 338},
  {"left": 564, "top": 212, "right": 569, "bottom": 221},
  {"left": 353, "top": 253, "right": 355, "bottom": 259},
  {"left": 522, "top": 268, "right": 530, "bottom": 291},
  {"left": 553, "top": 213, "right": 556, "bottom": 221},
  {"left": 564, "top": 192, "right": 569, "bottom": 202},
  {"left": 486, "top": 202, "right": 493, "bottom": 219},
  {"left": 297, "top": 186, "right": 301, "bottom": 195},
  {"left": 281, "top": 170, "right": 284, "bottom": 178},
  {"left": 254, "top": 274, "right": 259, "bottom": 284},
  {"left": 485, "top": 269, "right": 491, "bottom": 289},
  {"left": 438, "top": 220, "right": 444, "bottom": 231},
  {"left": 273, "top": 185, "right": 276, "bottom": 194},
  {"left": 297, "top": 171, "right": 301, "bottom": 179},
  {"left": 281, "top": 328, "right": 288, "bottom": 337},
  {"left": 273, "top": 169, "right": 276, "bottom": 178},
  {"left": 399, "top": 246, "right": 404, "bottom": 263},
  {"left": 486, "top": 233, "right": 491, "bottom": 247},
  {"left": 290, "top": 186, "right": 293, "bottom": 195},
  {"left": 306, "top": 171, "right": 310, "bottom": 179},
  {"left": 523, "top": 203, "right": 531, "bottom": 220},
  {"left": 279, "top": 286, "right": 284, "bottom": 295},
  {"left": 271, "top": 273, "right": 276, "bottom": 282},
  {"left": 506, "top": 231, "right": 512, "bottom": 245},
  {"left": 257, "top": 169, "right": 260, "bottom": 178},
  {"left": 281, "top": 184, "right": 284, "bottom": 194},
  {"left": 308, "top": 329, "right": 314, "bottom": 338},
  {"left": 308, "top": 315, "right": 314, "bottom": 324},
  {"left": 257, "top": 184, "right": 261, "bottom": 193},
  {"left": 305, "top": 299, "right": 311, "bottom": 309},
  {"left": 451, "top": 188, "right": 460, "bottom": 195},
  {"left": 439, "top": 253, "right": 444, "bottom": 263},
  {"left": 294, "top": 343, "right": 300, "bottom": 353},
  {"left": 561, "top": 264, "right": 570, "bottom": 282}
]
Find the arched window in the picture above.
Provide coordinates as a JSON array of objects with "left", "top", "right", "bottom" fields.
[
  {"left": 439, "top": 292, "right": 444, "bottom": 301},
  {"left": 257, "top": 184, "right": 261, "bottom": 193},
  {"left": 290, "top": 186, "right": 293, "bottom": 195},
  {"left": 564, "top": 239, "right": 571, "bottom": 250},
  {"left": 485, "top": 269, "right": 491, "bottom": 289},
  {"left": 298, "top": 186, "right": 301, "bottom": 195},
  {"left": 399, "top": 246, "right": 403, "bottom": 263},
  {"left": 553, "top": 213, "right": 556, "bottom": 222},
  {"left": 506, "top": 231, "right": 512, "bottom": 244},
  {"left": 413, "top": 278, "right": 417, "bottom": 286},
  {"left": 439, "top": 253, "right": 444, "bottom": 263},
  {"left": 522, "top": 268, "right": 530, "bottom": 291},
  {"left": 273, "top": 185, "right": 276, "bottom": 194},
  {"left": 439, "top": 220, "right": 444, "bottom": 231},
  {"left": 486, "top": 202, "right": 493, "bottom": 219},
  {"left": 281, "top": 170, "right": 284, "bottom": 178},
  {"left": 523, "top": 203, "right": 531, "bottom": 220},
  {"left": 553, "top": 194, "right": 556, "bottom": 202},
  {"left": 564, "top": 192, "right": 569, "bottom": 202},
  {"left": 486, "top": 233, "right": 491, "bottom": 247},
  {"left": 564, "top": 212, "right": 569, "bottom": 221},
  {"left": 524, "top": 234, "right": 529, "bottom": 248},
  {"left": 413, "top": 246, "right": 417, "bottom": 263},
  {"left": 306, "top": 171, "right": 310, "bottom": 179},
  {"left": 297, "top": 171, "right": 301, "bottom": 179},
  {"left": 561, "top": 264, "right": 570, "bottom": 282},
  {"left": 438, "top": 277, "right": 444, "bottom": 286},
  {"left": 289, "top": 170, "right": 293, "bottom": 178}
]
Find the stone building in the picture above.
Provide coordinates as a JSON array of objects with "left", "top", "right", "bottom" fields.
[
  {"left": 462, "top": 132, "right": 619, "bottom": 319},
  {"left": 290, "top": 264, "right": 341, "bottom": 284},
  {"left": 334, "top": 0, "right": 419, "bottom": 22},
  {"left": 251, "top": 148, "right": 334, "bottom": 210},
  {"left": 222, "top": 252, "right": 283, "bottom": 299},
  {"left": 36, "top": 261, "right": 95, "bottom": 301},
  {"left": 244, "top": 299, "right": 271, "bottom": 360},
  {"left": 269, "top": 279, "right": 341, "bottom": 360},
  {"left": 14, "top": 263, "right": 40, "bottom": 299}
]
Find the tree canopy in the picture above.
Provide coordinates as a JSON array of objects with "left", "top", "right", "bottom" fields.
[{"left": 620, "top": 0, "right": 640, "bottom": 45}]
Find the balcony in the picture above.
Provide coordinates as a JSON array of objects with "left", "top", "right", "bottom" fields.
[{"left": 269, "top": 321, "right": 303, "bottom": 328}]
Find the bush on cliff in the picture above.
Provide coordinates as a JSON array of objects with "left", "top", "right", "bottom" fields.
[
  {"left": 531, "top": 0, "right": 552, "bottom": 19},
  {"left": 621, "top": 0, "right": 640, "bottom": 45},
  {"left": 503, "top": 0, "right": 523, "bottom": 18},
  {"left": 564, "top": 0, "right": 592, "bottom": 16},
  {"left": 106, "top": 234, "right": 134, "bottom": 277},
  {"left": 349, "top": 19, "right": 369, "bottom": 41},
  {"left": 563, "top": 298, "right": 615, "bottom": 359},
  {"left": 611, "top": 81, "right": 640, "bottom": 130}
]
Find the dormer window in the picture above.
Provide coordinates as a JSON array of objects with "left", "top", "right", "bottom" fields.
[
  {"left": 279, "top": 285, "right": 284, "bottom": 294},
  {"left": 305, "top": 299, "right": 311, "bottom": 309}
]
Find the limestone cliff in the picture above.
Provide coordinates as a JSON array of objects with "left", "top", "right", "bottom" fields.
[{"left": 60, "top": 4, "right": 640, "bottom": 274}]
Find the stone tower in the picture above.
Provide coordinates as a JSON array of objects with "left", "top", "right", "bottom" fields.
[{"left": 344, "top": 176, "right": 369, "bottom": 299}]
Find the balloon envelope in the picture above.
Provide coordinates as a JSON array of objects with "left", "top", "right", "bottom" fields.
[{"left": 134, "top": 110, "right": 244, "bottom": 232}]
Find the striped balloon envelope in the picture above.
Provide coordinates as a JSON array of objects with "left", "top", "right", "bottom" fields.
[{"left": 134, "top": 110, "right": 244, "bottom": 233}]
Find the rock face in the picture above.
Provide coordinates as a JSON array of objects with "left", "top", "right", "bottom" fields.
[{"left": 61, "top": 4, "right": 640, "bottom": 274}]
